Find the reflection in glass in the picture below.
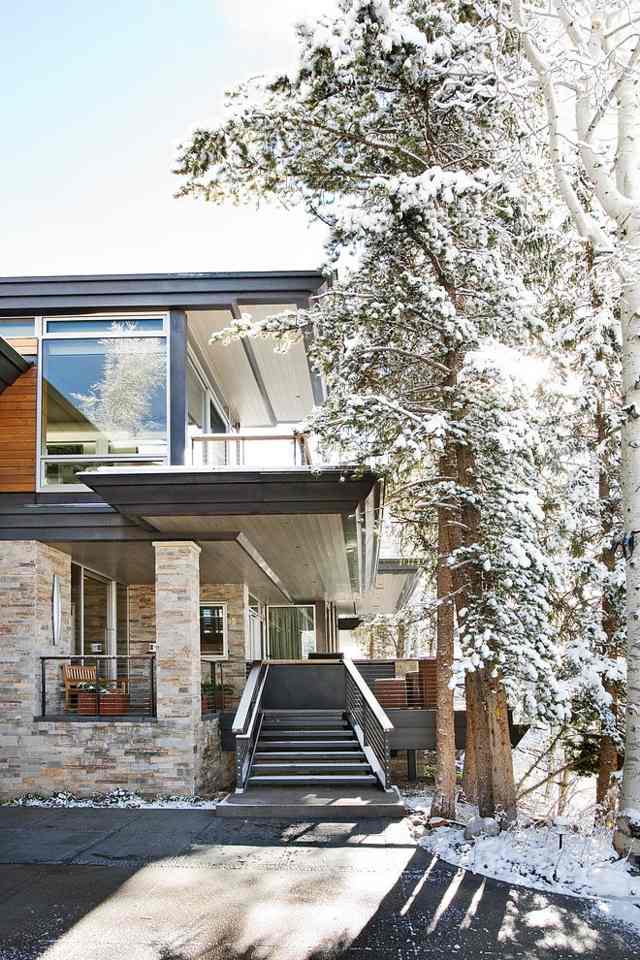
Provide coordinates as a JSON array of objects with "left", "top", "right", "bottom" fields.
[
  {"left": 43, "top": 460, "right": 164, "bottom": 486},
  {"left": 42, "top": 331, "right": 167, "bottom": 469},
  {"left": 46, "top": 318, "right": 164, "bottom": 334},
  {"left": 200, "top": 604, "right": 226, "bottom": 657}
]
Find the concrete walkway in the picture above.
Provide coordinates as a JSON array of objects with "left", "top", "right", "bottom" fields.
[{"left": 1, "top": 808, "right": 639, "bottom": 959}]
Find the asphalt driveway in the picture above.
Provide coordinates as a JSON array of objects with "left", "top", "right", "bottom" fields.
[{"left": 1, "top": 807, "right": 639, "bottom": 959}]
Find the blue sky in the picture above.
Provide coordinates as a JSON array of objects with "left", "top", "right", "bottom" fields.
[{"left": 0, "top": 1, "right": 330, "bottom": 276}]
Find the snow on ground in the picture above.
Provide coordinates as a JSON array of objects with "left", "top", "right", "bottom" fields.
[
  {"left": 5, "top": 789, "right": 221, "bottom": 809},
  {"left": 400, "top": 785, "right": 640, "bottom": 933}
]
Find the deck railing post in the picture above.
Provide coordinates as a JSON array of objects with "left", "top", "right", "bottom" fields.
[
  {"left": 41, "top": 658, "right": 46, "bottom": 717},
  {"left": 150, "top": 657, "right": 156, "bottom": 717}
]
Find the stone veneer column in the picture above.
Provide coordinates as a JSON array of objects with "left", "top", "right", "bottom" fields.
[
  {"left": 0, "top": 541, "right": 71, "bottom": 797},
  {"left": 153, "top": 541, "right": 201, "bottom": 723}
]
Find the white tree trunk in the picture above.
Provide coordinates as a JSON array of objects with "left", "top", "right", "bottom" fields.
[
  {"left": 511, "top": 0, "right": 640, "bottom": 857},
  {"left": 616, "top": 251, "right": 640, "bottom": 855}
]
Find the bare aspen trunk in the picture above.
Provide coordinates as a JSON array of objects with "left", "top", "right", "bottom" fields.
[
  {"left": 596, "top": 404, "right": 620, "bottom": 818},
  {"left": 431, "top": 504, "right": 457, "bottom": 820},
  {"left": 615, "top": 253, "right": 640, "bottom": 858},
  {"left": 396, "top": 622, "right": 406, "bottom": 660}
]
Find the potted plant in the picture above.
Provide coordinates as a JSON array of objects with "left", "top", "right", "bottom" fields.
[
  {"left": 201, "top": 681, "right": 234, "bottom": 712},
  {"left": 201, "top": 681, "right": 217, "bottom": 713},
  {"left": 77, "top": 682, "right": 128, "bottom": 716}
]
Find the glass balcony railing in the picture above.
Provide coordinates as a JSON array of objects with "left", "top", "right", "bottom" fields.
[{"left": 190, "top": 432, "right": 312, "bottom": 469}]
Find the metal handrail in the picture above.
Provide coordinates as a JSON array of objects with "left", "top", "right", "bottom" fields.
[
  {"left": 344, "top": 657, "right": 393, "bottom": 731},
  {"left": 233, "top": 662, "right": 270, "bottom": 791},
  {"left": 343, "top": 657, "right": 393, "bottom": 789}
]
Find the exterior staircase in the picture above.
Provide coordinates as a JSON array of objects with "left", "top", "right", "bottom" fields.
[{"left": 248, "top": 709, "right": 378, "bottom": 789}]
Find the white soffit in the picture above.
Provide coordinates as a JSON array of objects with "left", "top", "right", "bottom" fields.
[
  {"left": 144, "top": 513, "right": 354, "bottom": 608},
  {"left": 242, "top": 304, "right": 315, "bottom": 422},
  {"left": 187, "top": 310, "right": 271, "bottom": 426},
  {"left": 357, "top": 572, "right": 411, "bottom": 619}
]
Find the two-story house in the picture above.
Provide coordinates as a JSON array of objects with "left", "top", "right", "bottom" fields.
[{"left": 0, "top": 271, "right": 436, "bottom": 815}]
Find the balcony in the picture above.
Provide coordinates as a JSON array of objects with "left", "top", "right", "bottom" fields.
[
  {"left": 39, "top": 656, "right": 156, "bottom": 720},
  {"left": 190, "top": 432, "right": 311, "bottom": 469}
]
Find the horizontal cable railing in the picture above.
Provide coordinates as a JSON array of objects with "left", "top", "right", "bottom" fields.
[
  {"left": 201, "top": 660, "right": 241, "bottom": 716},
  {"left": 191, "top": 432, "right": 311, "bottom": 468},
  {"left": 343, "top": 657, "right": 393, "bottom": 790},
  {"left": 353, "top": 658, "right": 437, "bottom": 710},
  {"left": 40, "top": 656, "right": 156, "bottom": 719}
]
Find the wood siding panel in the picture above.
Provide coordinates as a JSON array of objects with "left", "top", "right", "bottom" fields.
[
  {"left": 0, "top": 366, "right": 37, "bottom": 492},
  {"left": 5, "top": 337, "right": 38, "bottom": 357}
]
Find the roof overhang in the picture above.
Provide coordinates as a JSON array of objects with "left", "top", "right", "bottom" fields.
[
  {"left": 76, "top": 465, "right": 377, "bottom": 518},
  {"left": 357, "top": 557, "right": 422, "bottom": 619},
  {"left": 0, "top": 271, "right": 325, "bottom": 313},
  {"left": 0, "top": 336, "right": 31, "bottom": 395},
  {"left": 74, "top": 465, "right": 383, "bottom": 612}
]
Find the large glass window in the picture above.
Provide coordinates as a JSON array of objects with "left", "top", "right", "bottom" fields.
[
  {"left": 268, "top": 605, "right": 316, "bottom": 659},
  {"left": 40, "top": 317, "right": 168, "bottom": 486}
]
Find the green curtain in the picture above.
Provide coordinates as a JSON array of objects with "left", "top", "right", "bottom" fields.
[{"left": 268, "top": 607, "right": 301, "bottom": 659}]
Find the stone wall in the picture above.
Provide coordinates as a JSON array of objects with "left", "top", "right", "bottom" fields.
[
  {"left": 0, "top": 541, "right": 72, "bottom": 796},
  {"left": 0, "top": 540, "right": 225, "bottom": 800}
]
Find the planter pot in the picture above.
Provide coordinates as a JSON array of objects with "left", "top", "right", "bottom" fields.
[
  {"left": 77, "top": 691, "right": 98, "bottom": 716},
  {"left": 100, "top": 693, "right": 128, "bottom": 716}
]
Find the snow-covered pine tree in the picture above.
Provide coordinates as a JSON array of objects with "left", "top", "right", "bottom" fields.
[
  {"left": 175, "top": 0, "right": 565, "bottom": 819},
  {"left": 512, "top": 0, "right": 640, "bottom": 858},
  {"left": 536, "top": 232, "right": 626, "bottom": 818}
]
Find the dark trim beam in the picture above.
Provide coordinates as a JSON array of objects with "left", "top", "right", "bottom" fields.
[
  {"left": 0, "top": 271, "right": 325, "bottom": 314},
  {"left": 169, "top": 309, "right": 187, "bottom": 465}
]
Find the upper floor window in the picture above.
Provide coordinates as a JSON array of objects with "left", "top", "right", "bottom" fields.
[
  {"left": 0, "top": 317, "right": 35, "bottom": 337},
  {"left": 39, "top": 315, "right": 169, "bottom": 488}
]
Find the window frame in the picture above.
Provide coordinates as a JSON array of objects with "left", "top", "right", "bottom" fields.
[
  {"left": 199, "top": 601, "right": 229, "bottom": 661},
  {"left": 36, "top": 312, "right": 171, "bottom": 492}
]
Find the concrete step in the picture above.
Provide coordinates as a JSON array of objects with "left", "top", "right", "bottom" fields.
[
  {"left": 248, "top": 774, "right": 378, "bottom": 786},
  {"left": 257, "top": 739, "right": 360, "bottom": 750},
  {"left": 262, "top": 710, "right": 345, "bottom": 717},
  {"left": 259, "top": 729, "right": 355, "bottom": 739},
  {"left": 262, "top": 719, "right": 349, "bottom": 729},
  {"left": 252, "top": 762, "right": 372, "bottom": 774},
  {"left": 216, "top": 785, "right": 406, "bottom": 820},
  {"left": 254, "top": 751, "right": 366, "bottom": 761}
]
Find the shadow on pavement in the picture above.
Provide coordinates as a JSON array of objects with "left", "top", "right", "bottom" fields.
[{"left": 1, "top": 810, "right": 639, "bottom": 960}]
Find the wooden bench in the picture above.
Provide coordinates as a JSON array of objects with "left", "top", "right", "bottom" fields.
[{"left": 62, "top": 664, "right": 126, "bottom": 710}]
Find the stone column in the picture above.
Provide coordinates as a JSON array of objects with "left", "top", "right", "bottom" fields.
[
  {"left": 0, "top": 540, "right": 71, "bottom": 797},
  {"left": 153, "top": 541, "right": 201, "bottom": 722}
]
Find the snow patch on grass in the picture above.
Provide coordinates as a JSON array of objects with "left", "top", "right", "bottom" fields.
[
  {"left": 5, "top": 789, "right": 221, "bottom": 810},
  {"left": 417, "top": 818, "right": 640, "bottom": 931}
]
